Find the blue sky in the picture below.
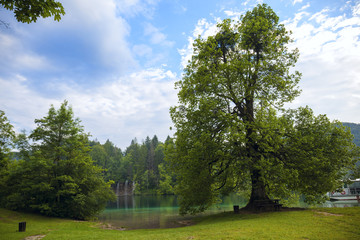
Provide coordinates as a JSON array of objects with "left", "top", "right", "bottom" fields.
[{"left": 1, "top": 0, "right": 360, "bottom": 149}]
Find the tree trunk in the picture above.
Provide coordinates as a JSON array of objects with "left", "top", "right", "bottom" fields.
[
  {"left": 243, "top": 91, "right": 270, "bottom": 210},
  {"left": 244, "top": 123, "right": 271, "bottom": 209},
  {"left": 245, "top": 169, "right": 270, "bottom": 209}
]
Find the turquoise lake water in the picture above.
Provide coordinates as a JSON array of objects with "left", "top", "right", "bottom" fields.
[
  {"left": 98, "top": 194, "right": 360, "bottom": 230},
  {"left": 98, "top": 194, "right": 247, "bottom": 229}
]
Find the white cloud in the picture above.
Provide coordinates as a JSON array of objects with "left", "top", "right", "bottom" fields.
[
  {"left": 353, "top": 2, "right": 360, "bottom": 16},
  {"left": 71, "top": 68, "right": 178, "bottom": 147},
  {"left": 224, "top": 10, "right": 242, "bottom": 17},
  {"left": 143, "top": 23, "right": 175, "bottom": 47},
  {"left": 284, "top": 5, "right": 360, "bottom": 122},
  {"left": 178, "top": 18, "right": 220, "bottom": 69},
  {"left": 0, "top": 68, "right": 178, "bottom": 149},
  {"left": 242, "top": 0, "right": 251, "bottom": 6},
  {"left": 133, "top": 44, "right": 153, "bottom": 57},
  {"left": 7, "top": 0, "right": 137, "bottom": 73},
  {"left": 0, "top": 77, "right": 58, "bottom": 131},
  {"left": 61, "top": 0, "right": 136, "bottom": 71},
  {"left": 0, "top": 32, "right": 52, "bottom": 71},
  {"left": 116, "top": 0, "right": 160, "bottom": 18},
  {"left": 309, "top": 8, "right": 330, "bottom": 23},
  {"left": 293, "top": 0, "right": 303, "bottom": 5},
  {"left": 299, "top": 3, "right": 310, "bottom": 11}
]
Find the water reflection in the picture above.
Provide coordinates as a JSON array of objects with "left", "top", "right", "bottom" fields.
[{"left": 99, "top": 194, "right": 247, "bottom": 229}]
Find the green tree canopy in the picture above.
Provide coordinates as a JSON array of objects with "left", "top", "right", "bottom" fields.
[
  {"left": 0, "top": 0, "right": 65, "bottom": 23},
  {"left": 169, "top": 4, "right": 359, "bottom": 214},
  {"left": 3, "top": 101, "right": 115, "bottom": 219},
  {"left": 88, "top": 135, "right": 175, "bottom": 195},
  {"left": 0, "top": 110, "right": 15, "bottom": 206},
  {"left": 0, "top": 110, "right": 15, "bottom": 165}
]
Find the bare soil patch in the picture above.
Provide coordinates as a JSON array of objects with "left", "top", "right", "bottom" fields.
[
  {"left": 177, "top": 220, "right": 194, "bottom": 226},
  {"left": 237, "top": 206, "right": 306, "bottom": 214},
  {"left": 96, "top": 222, "right": 126, "bottom": 231},
  {"left": 313, "top": 211, "right": 343, "bottom": 217},
  {"left": 23, "top": 235, "right": 46, "bottom": 240}
]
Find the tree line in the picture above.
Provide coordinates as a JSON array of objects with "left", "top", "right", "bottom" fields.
[{"left": 88, "top": 136, "right": 176, "bottom": 195}]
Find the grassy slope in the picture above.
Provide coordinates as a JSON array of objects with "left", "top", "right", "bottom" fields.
[{"left": 1, "top": 207, "right": 360, "bottom": 240}]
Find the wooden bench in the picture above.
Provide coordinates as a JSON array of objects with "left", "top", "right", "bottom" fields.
[{"left": 254, "top": 199, "right": 282, "bottom": 211}]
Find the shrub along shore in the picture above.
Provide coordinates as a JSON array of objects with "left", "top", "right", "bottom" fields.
[{"left": 1, "top": 207, "right": 360, "bottom": 240}]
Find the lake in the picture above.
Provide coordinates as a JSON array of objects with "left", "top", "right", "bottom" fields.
[
  {"left": 98, "top": 194, "right": 360, "bottom": 230},
  {"left": 98, "top": 194, "right": 247, "bottom": 229}
]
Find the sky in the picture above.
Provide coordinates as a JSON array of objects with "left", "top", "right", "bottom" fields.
[{"left": 0, "top": 0, "right": 360, "bottom": 150}]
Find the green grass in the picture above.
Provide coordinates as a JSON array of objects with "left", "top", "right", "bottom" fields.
[{"left": 1, "top": 207, "right": 360, "bottom": 239}]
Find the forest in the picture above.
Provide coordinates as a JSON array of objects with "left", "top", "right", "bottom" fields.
[{"left": 88, "top": 136, "right": 176, "bottom": 195}]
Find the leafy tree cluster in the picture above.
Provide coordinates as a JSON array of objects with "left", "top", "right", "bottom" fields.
[
  {"left": 0, "top": 101, "right": 115, "bottom": 220},
  {"left": 89, "top": 136, "right": 176, "bottom": 195}
]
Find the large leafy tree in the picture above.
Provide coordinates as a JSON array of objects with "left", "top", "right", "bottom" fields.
[
  {"left": 0, "top": 0, "right": 65, "bottom": 23},
  {"left": 169, "top": 4, "right": 359, "bottom": 214},
  {"left": 4, "top": 101, "right": 115, "bottom": 219}
]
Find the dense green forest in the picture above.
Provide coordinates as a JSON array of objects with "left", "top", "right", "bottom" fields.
[{"left": 88, "top": 136, "right": 176, "bottom": 195}]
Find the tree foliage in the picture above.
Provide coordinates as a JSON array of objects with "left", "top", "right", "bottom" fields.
[
  {"left": 0, "top": 110, "right": 14, "bottom": 166},
  {"left": 0, "top": 0, "right": 65, "bottom": 23},
  {"left": 169, "top": 4, "right": 359, "bottom": 214},
  {"left": 89, "top": 135, "right": 175, "bottom": 195},
  {"left": 1, "top": 101, "right": 115, "bottom": 219},
  {"left": 0, "top": 110, "right": 15, "bottom": 206}
]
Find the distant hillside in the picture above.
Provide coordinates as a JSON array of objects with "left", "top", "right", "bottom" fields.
[{"left": 342, "top": 122, "right": 360, "bottom": 147}]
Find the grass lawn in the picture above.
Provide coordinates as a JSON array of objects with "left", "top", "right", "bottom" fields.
[{"left": 1, "top": 207, "right": 360, "bottom": 240}]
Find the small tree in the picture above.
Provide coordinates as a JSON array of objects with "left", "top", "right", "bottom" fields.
[{"left": 169, "top": 4, "right": 359, "bottom": 214}]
